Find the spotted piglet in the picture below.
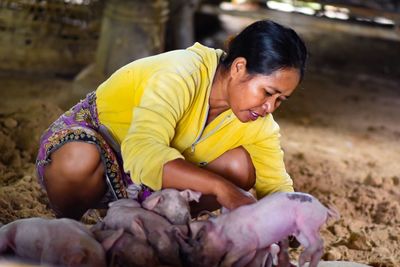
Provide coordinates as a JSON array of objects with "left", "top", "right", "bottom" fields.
[{"left": 176, "top": 192, "right": 339, "bottom": 267}]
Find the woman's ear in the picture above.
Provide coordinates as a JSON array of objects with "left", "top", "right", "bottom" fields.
[{"left": 230, "top": 57, "right": 247, "bottom": 78}]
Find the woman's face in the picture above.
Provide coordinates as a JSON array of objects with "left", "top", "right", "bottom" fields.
[{"left": 227, "top": 62, "right": 300, "bottom": 123}]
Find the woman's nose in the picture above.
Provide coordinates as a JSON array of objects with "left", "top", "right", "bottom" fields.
[{"left": 262, "top": 96, "right": 279, "bottom": 114}]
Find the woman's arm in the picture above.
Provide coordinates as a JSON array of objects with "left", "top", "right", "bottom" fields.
[{"left": 163, "top": 158, "right": 256, "bottom": 210}]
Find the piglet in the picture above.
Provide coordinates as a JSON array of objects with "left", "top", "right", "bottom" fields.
[
  {"left": 94, "top": 229, "right": 159, "bottom": 267},
  {"left": 142, "top": 189, "right": 201, "bottom": 225},
  {"left": 103, "top": 199, "right": 185, "bottom": 267},
  {"left": 176, "top": 192, "right": 339, "bottom": 267},
  {"left": 0, "top": 217, "right": 107, "bottom": 267}
]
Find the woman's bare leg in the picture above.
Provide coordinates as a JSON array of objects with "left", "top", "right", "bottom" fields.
[
  {"left": 43, "top": 142, "right": 107, "bottom": 220},
  {"left": 190, "top": 146, "right": 256, "bottom": 216}
]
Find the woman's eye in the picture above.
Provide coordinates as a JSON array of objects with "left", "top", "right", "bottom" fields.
[{"left": 264, "top": 91, "right": 273, "bottom": 96}]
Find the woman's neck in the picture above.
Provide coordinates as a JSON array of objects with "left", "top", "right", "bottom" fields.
[{"left": 207, "top": 65, "right": 230, "bottom": 124}]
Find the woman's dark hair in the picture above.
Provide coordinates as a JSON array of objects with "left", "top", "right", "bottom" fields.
[{"left": 220, "top": 20, "right": 307, "bottom": 81}]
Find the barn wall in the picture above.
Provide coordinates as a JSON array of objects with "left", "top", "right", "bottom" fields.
[{"left": 0, "top": 0, "right": 104, "bottom": 76}]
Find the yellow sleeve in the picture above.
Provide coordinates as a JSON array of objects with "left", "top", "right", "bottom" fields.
[
  {"left": 121, "top": 71, "right": 193, "bottom": 190},
  {"left": 243, "top": 118, "right": 294, "bottom": 199}
]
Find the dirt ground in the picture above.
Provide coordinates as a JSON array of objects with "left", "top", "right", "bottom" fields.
[{"left": 1, "top": 18, "right": 399, "bottom": 267}]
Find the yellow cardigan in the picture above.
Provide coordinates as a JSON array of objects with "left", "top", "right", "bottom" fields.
[{"left": 95, "top": 43, "right": 293, "bottom": 198}]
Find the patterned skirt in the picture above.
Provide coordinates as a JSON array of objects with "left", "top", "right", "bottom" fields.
[{"left": 36, "top": 91, "right": 152, "bottom": 208}]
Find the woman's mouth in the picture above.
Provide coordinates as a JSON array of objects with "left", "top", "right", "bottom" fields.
[{"left": 249, "top": 111, "right": 259, "bottom": 121}]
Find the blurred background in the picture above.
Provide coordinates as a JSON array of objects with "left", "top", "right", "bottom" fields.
[
  {"left": 0, "top": 1, "right": 399, "bottom": 266},
  {"left": 0, "top": 0, "right": 399, "bottom": 78}
]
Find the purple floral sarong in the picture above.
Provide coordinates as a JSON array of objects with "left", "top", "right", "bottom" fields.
[{"left": 36, "top": 91, "right": 153, "bottom": 208}]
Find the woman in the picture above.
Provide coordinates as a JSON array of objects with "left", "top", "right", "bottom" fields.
[{"left": 36, "top": 20, "right": 307, "bottom": 220}]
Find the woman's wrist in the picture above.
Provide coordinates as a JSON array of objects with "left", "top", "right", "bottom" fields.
[{"left": 211, "top": 176, "right": 234, "bottom": 199}]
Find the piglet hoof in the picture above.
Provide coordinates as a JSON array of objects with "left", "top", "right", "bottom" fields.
[{"left": 288, "top": 235, "right": 300, "bottom": 248}]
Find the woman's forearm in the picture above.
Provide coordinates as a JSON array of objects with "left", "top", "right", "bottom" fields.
[
  {"left": 162, "top": 158, "right": 224, "bottom": 196},
  {"left": 162, "top": 158, "right": 256, "bottom": 210}
]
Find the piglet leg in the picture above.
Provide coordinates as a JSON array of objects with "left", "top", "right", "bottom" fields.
[
  {"left": 302, "top": 235, "right": 323, "bottom": 267},
  {"left": 296, "top": 231, "right": 323, "bottom": 267},
  {"left": 231, "top": 249, "right": 257, "bottom": 267},
  {"left": 275, "top": 239, "right": 295, "bottom": 267},
  {"left": 244, "top": 248, "right": 272, "bottom": 267}
]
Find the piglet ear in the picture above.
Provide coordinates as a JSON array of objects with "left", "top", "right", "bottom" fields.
[
  {"left": 173, "top": 226, "right": 193, "bottom": 254},
  {"left": 99, "top": 229, "right": 124, "bottom": 251},
  {"left": 180, "top": 189, "right": 202, "bottom": 202},
  {"left": 194, "top": 224, "right": 209, "bottom": 244},
  {"left": 130, "top": 218, "right": 147, "bottom": 241},
  {"left": 141, "top": 193, "right": 162, "bottom": 210}
]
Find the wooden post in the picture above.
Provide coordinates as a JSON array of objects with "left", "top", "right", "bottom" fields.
[{"left": 96, "top": 0, "right": 169, "bottom": 77}]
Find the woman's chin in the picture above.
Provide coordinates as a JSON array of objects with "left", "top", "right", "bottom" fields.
[{"left": 238, "top": 116, "right": 251, "bottom": 123}]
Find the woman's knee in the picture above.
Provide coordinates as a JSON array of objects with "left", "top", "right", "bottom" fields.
[
  {"left": 43, "top": 142, "right": 107, "bottom": 201},
  {"left": 205, "top": 146, "right": 256, "bottom": 191},
  {"left": 43, "top": 142, "right": 106, "bottom": 219},
  {"left": 44, "top": 142, "right": 103, "bottom": 185}
]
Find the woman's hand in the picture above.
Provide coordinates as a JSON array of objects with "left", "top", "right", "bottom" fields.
[
  {"left": 162, "top": 158, "right": 256, "bottom": 211},
  {"left": 214, "top": 180, "right": 257, "bottom": 210}
]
